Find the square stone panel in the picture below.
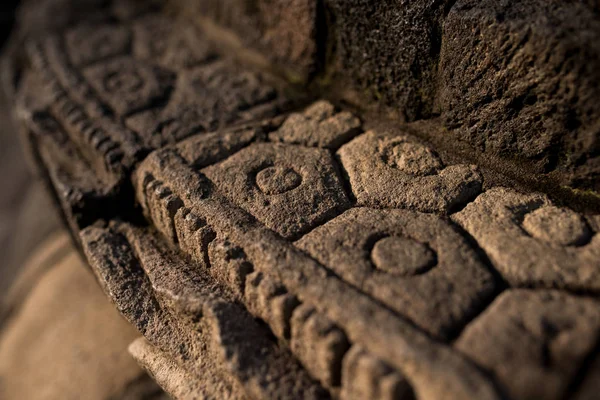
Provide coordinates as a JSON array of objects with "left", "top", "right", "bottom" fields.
[
  {"left": 269, "top": 100, "right": 362, "bottom": 149},
  {"left": 125, "top": 62, "right": 286, "bottom": 149},
  {"left": 83, "top": 56, "right": 175, "bottom": 116},
  {"left": 337, "top": 129, "right": 482, "bottom": 214},
  {"left": 295, "top": 207, "right": 497, "bottom": 339},
  {"left": 452, "top": 187, "right": 600, "bottom": 292},
  {"left": 203, "top": 142, "right": 350, "bottom": 239},
  {"left": 456, "top": 290, "right": 600, "bottom": 400}
]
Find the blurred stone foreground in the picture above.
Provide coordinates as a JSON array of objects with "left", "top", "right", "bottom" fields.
[
  {"left": 0, "top": 1, "right": 167, "bottom": 399},
  {"left": 0, "top": 0, "right": 599, "bottom": 399}
]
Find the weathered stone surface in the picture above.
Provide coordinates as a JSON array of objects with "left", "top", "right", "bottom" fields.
[
  {"left": 9, "top": 2, "right": 600, "bottom": 398},
  {"left": 129, "top": 337, "right": 240, "bottom": 400},
  {"left": 0, "top": 237, "right": 161, "bottom": 400},
  {"left": 26, "top": 38, "right": 140, "bottom": 177},
  {"left": 325, "top": 0, "right": 452, "bottom": 120},
  {"left": 9, "top": 10, "right": 295, "bottom": 242},
  {"left": 244, "top": 270, "right": 299, "bottom": 340},
  {"left": 204, "top": 142, "right": 350, "bottom": 239},
  {"left": 296, "top": 207, "right": 496, "bottom": 339},
  {"left": 175, "top": 126, "right": 265, "bottom": 168},
  {"left": 338, "top": 129, "right": 483, "bottom": 213},
  {"left": 523, "top": 206, "right": 591, "bottom": 247},
  {"left": 290, "top": 303, "right": 350, "bottom": 389},
  {"left": 177, "top": 0, "right": 318, "bottom": 80},
  {"left": 439, "top": 0, "right": 600, "bottom": 191},
  {"left": 133, "top": 148, "right": 503, "bottom": 400},
  {"left": 341, "top": 346, "right": 415, "bottom": 400},
  {"left": 125, "top": 61, "right": 288, "bottom": 149},
  {"left": 452, "top": 187, "right": 600, "bottom": 292},
  {"left": 269, "top": 100, "right": 361, "bottom": 149},
  {"left": 83, "top": 56, "right": 175, "bottom": 117},
  {"left": 25, "top": 11, "right": 289, "bottom": 162},
  {"left": 81, "top": 222, "right": 327, "bottom": 400},
  {"left": 20, "top": 110, "right": 125, "bottom": 233},
  {"left": 456, "top": 290, "right": 600, "bottom": 400}
]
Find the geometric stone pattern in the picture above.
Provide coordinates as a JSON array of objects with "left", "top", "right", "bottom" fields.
[
  {"left": 338, "top": 129, "right": 483, "bottom": 214},
  {"left": 14, "top": 11, "right": 292, "bottom": 244},
  {"left": 296, "top": 207, "right": 496, "bottom": 339},
  {"left": 455, "top": 290, "right": 600, "bottom": 400},
  {"left": 131, "top": 144, "right": 501, "bottom": 400},
  {"left": 321, "top": 0, "right": 600, "bottom": 193},
  {"left": 269, "top": 100, "right": 362, "bottom": 149},
  {"left": 204, "top": 142, "right": 351, "bottom": 239},
  {"left": 452, "top": 188, "right": 600, "bottom": 292},
  {"left": 8, "top": 3, "right": 600, "bottom": 400}
]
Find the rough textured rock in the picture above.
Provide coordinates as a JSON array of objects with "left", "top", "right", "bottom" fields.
[
  {"left": 452, "top": 187, "right": 600, "bottom": 292},
  {"left": 10, "top": 11, "right": 293, "bottom": 239},
  {"left": 439, "top": 0, "right": 600, "bottom": 192},
  {"left": 269, "top": 100, "right": 362, "bottom": 149},
  {"left": 129, "top": 337, "right": 240, "bottom": 400},
  {"left": 125, "top": 60, "right": 288, "bottom": 149},
  {"left": 325, "top": 0, "right": 452, "bottom": 120},
  {"left": 340, "top": 346, "right": 415, "bottom": 400},
  {"left": 133, "top": 147, "right": 503, "bottom": 400},
  {"left": 456, "top": 290, "right": 600, "bottom": 400},
  {"left": 290, "top": 303, "right": 350, "bottom": 389},
  {"left": 176, "top": 0, "right": 319, "bottom": 80},
  {"left": 81, "top": 223, "right": 327, "bottom": 400},
  {"left": 5, "top": 1, "right": 600, "bottom": 399},
  {"left": 132, "top": 14, "right": 218, "bottom": 70},
  {"left": 204, "top": 142, "right": 350, "bottom": 239},
  {"left": 338, "top": 129, "right": 483, "bottom": 213},
  {"left": 296, "top": 207, "right": 496, "bottom": 339}
]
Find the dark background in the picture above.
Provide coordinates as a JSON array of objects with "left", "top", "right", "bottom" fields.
[{"left": 0, "top": 0, "right": 18, "bottom": 48}]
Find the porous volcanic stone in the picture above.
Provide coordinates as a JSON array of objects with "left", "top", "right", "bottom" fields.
[
  {"left": 439, "top": 0, "right": 600, "bottom": 191},
  {"left": 81, "top": 222, "right": 327, "bottom": 400},
  {"left": 133, "top": 148, "right": 502, "bottom": 400},
  {"left": 456, "top": 290, "right": 600, "bottom": 400},
  {"left": 296, "top": 207, "right": 497, "bottom": 339},
  {"left": 340, "top": 346, "right": 415, "bottom": 400},
  {"left": 269, "top": 100, "right": 362, "bottom": 149},
  {"left": 83, "top": 56, "right": 175, "bottom": 117},
  {"left": 204, "top": 142, "right": 350, "bottom": 239},
  {"left": 125, "top": 60, "right": 287, "bottom": 149},
  {"left": 65, "top": 24, "right": 132, "bottom": 67},
  {"left": 132, "top": 14, "right": 218, "bottom": 69},
  {"left": 129, "top": 337, "right": 234, "bottom": 400},
  {"left": 325, "top": 0, "right": 453, "bottom": 120},
  {"left": 338, "top": 129, "right": 482, "bottom": 214},
  {"left": 11, "top": 11, "right": 293, "bottom": 237},
  {"left": 452, "top": 187, "right": 600, "bottom": 292}
]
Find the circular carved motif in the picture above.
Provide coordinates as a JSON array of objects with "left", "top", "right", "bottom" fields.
[
  {"left": 380, "top": 139, "right": 442, "bottom": 176},
  {"left": 255, "top": 165, "right": 302, "bottom": 195},
  {"left": 371, "top": 236, "right": 436, "bottom": 276},
  {"left": 523, "top": 206, "right": 591, "bottom": 247},
  {"left": 104, "top": 70, "right": 144, "bottom": 93}
]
